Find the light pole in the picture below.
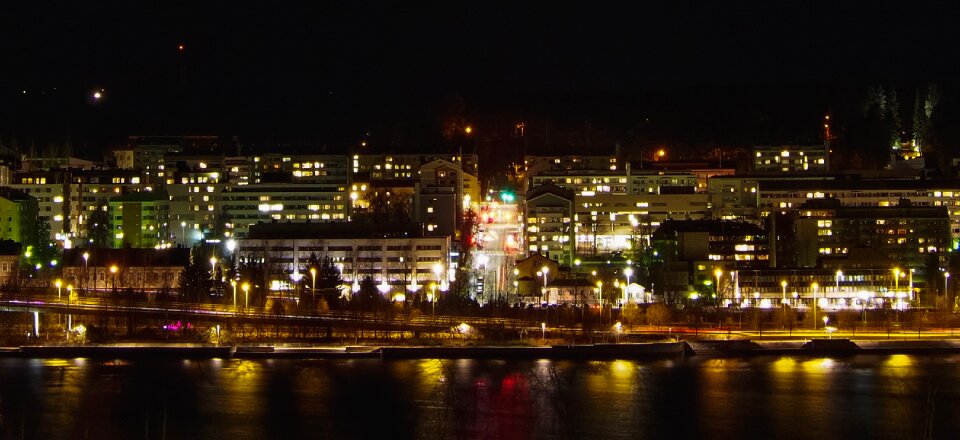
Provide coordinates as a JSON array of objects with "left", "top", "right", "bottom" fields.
[
  {"left": 624, "top": 267, "right": 634, "bottom": 304},
  {"left": 893, "top": 267, "right": 901, "bottom": 296},
  {"left": 835, "top": 270, "right": 843, "bottom": 293},
  {"left": 210, "top": 256, "right": 220, "bottom": 302},
  {"left": 432, "top": 263, "right": 444, "bottom": 302},
  {"left": 110, "top": 265, "right": 118, "bottom": 292},
  {"left": 181, "top": 221, "right": 187, "bottom": 247},
  {"left": 540, "top": 266, "right": 549, "bottom": 306},
  {"left": 946, "top": 272, "right": 951, "bottom": 310},
  {"left": 310, "top": 267, "right": 317, "bottom": 304},
  {"left": 429, "top": 283, "right": 437, "bottom": 319},
  {"left": 714, "top": 268, "right": 722, "bottom": 303},
  {"left": 82, "top": 252, "right": 89, "bottom": 293},
  {"left": 596, "top": 281, "right": 603, "bottom": 326},
  {"left": 909, "top": 269, "right": 915, "bottom": 303},
  {"left": 781, "top": 280, "right": 788, "bottom": 326},
  {"left": 231, "top": 280, "right": 237, "bottom": 308},
  {"left": 66, "top": 285, "right": 73, "bottom": 333},
  {"left": 812, "top": 282, "right": 819, "bottom": 329},
  {"left": 574, "top": 259, "right": 582, "bottom": 306},
  {"left": 55, "top": 279, "right": 62, "bottom": 300},
  {"left": 242, "top": 283, "right": 250, "bottom": 309}
]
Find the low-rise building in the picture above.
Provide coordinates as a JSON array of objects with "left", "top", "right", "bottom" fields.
[
  {"left": 753, "top": 144, "right": 829, "bottom": 174},
  {"left": 734, "top": 268, "right": 913, "bottom": 310},
  {"left": 0, "top": 239, "right": 20, "bottom": 288},
  {"left": 62, "top": 248, "right": 189, "bottom": 294},
  {"left": 240, "top": 223, "right": 452, "bottom": 297}
]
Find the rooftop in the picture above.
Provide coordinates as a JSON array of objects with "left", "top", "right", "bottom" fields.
[{"left": 247, "top": 222, "right": 431, "bottom": 240}]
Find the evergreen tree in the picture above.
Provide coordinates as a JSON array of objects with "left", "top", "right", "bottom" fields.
[{"left": 87, "top": 204, "right": 112, "bottom": 248}]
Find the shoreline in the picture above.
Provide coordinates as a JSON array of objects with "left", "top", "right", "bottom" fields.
[{"left": 5, "top": 339, "right": 960, "bottom": 360}]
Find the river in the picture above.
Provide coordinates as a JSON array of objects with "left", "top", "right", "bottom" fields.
[{"left": 0, "top": 354, "right": 956, "bottom": 439}]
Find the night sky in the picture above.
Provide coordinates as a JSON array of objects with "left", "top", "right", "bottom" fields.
[{"left": 3, "top": 2, "right": 960, "bottom": 161}]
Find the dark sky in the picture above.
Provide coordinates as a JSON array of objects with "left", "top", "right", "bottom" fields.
[{"left": 3, "top": 1, "right": 959, "bottom": 156}]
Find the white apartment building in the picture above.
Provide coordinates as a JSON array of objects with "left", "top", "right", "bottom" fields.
[{"left": 239, "top": 223, "right": 452, "bottom": 296}]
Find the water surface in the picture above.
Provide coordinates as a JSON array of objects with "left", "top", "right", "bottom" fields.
[{"left": 0, "top": 354, "right": 956, "bottom": 439}]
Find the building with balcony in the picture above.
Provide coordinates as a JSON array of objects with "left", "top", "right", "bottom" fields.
[{"left": 523, "top": 184, "right": 575, "bottom": 265}]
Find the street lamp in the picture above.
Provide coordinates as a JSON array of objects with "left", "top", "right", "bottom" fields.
[
  {"left": 231, "top": 280, "right": 237, "bottom": 308},
  {"left": 180, "top": 221, "right": 187, "bottom": 246},
  {"left": 432, "top": 263, "right": 443, "bottom": 301},
  {"left": 242, "top": 282, "right": 250, "bottom": 309},
  {"left": 596, "top": 281, "right": 604, "bottom": 325},
  {"left": 945, "top": 272, "right": 951, "bottom": 306},
  {"left": 893, "top": 268, "right": 901, "bottom": 295},
  {"left": 714, "top": 268, "right": 723, "bottom": 300},
  {"left": 624, "top": 267, "right": 634, "bottom": 303},
  {"left": 66, "top": 284, "right": 73, "bottom": 332},
  {"left": 909, "top": 269, "right": 915, "bottom": 302},
  {"left": 55, "top": 279, "right": 62, "bottom": 300},
  {"left": 109, "top": 265, "right": 118, "bottom": 291},
  {"left": 835, "top": 270, "right": 843, "bottom": 293},
  {"left": 310, "top": 267, "right": 317, "bottom": 303},
  {"left": 781, "top": 280, "right": 788, "bottom": 325},
  {"left": 811, "top": 282, "right": 819, "bottom": 329},
  {"left": 82, "top": 252, "right": 89, "bottom": 292},
  {"left": 541, "top": 266, "right": 549, "bottom": 305},
  {"left": 429, "top": 283, "right": 437, "bottom": 319}
]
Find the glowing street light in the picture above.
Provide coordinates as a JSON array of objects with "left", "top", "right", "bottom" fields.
[
  {"left": 946, "top": 271, "right": 951, "bottom": 299},
  {"left": 242, "top": 282, "right": 250, "bottom": 309},
  {"left": 893, "top": 268, "right": 901, "bottom": 294},
  {"left": 811, "top": 282, "right": 819, "bottom": 328},
  {"left": 623, "top": 267, "right": 634, "bottom": 304},
  {"left": 596, "top": 281, "right": 604, "bottom": 325},
  {"left": 231, "top": 280, "right": 237, "bottom": 308},
  {"left": 109, "top": 265, "right": 119, "bottom": 291},
  {"left": 781, "top": 280, "right": 788, "bottom": 324},
  {"left": 310, "top": 267, "right": 317, "bottom": 303},
  {"left": 55, "top": 279, "right": 62, "bottom": 300},
  {"left": 540, "top": 266, "right": 549, "bottom": 306},
  {"left": 82, "top": 252, "right": 89, "bottom": 292},
  {"left": 835, "top": 270, "right": 843, "bottom": 293},
  {"left": 714, "top": 268, "right": 723, "bottom": 299}
]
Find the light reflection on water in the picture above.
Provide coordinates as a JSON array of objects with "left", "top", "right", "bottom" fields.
[{"left": 0, "top": 354, "right": 958, "bottom": 439}]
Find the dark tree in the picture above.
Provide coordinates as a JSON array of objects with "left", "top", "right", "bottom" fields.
[
  {"left": 178, "top": 254, "right": 213, "bottom": 303},
  {"left": 353, "top": 276, "right": 385, "bottom": 312},
  {"left": 87, "top": 204, "right": 111, "bottom": 248},
  {"left": 300, "top": 253, "right": 345, "bottom": 308}
]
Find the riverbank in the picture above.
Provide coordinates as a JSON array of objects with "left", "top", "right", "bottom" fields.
[{"left": 6, "top": 338, "right": 960, "bottom": 359}]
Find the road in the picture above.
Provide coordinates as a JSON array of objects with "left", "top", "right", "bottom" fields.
[{"left": 474, "top": 202, "right": 521, "bottom": 304}]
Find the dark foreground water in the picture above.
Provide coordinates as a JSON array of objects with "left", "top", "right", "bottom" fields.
[{"left": 1, "top": 354, "right": 958, "bottom": 439}]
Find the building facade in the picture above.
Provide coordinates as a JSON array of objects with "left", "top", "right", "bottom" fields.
[{"left": 240, "top": 223, "right": 452, "bottom": 296}]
